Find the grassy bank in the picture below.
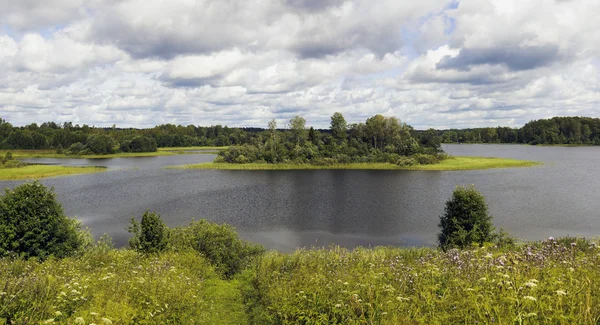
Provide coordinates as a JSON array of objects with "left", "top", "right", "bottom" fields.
[
  {"left": 2, "top": 239, "right": 599, "bottom": 324},
  {"left": 0, "top": 165, "right": 105, "bottom": 180},
  {"left": 171, "top": 156, "right": 540, "bottom": 171}
]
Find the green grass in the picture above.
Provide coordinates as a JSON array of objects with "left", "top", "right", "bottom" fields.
[
  {"left": 170, "top": 156, "right": 540, "bottom": 171},
  {"left": 250, "top": 240, "right": 600, "bottom": 324},
  {"left": 0, "top": 250, "right": 247, "bottom": 324},
  {"left": 0, "top": 165, "right": 105, "bottom": 180},
  {"left": 2, "top": 239, "right": 600, "bottom": 324}
]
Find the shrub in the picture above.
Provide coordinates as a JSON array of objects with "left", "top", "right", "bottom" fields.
[
  {"left": 438, "top": 185, "right": 494, "bottom": 250},
  {"left": 396, "top": 156, "right": 417, "bottom": 167},
  {"left": 128, "top": 211, "right": 168, "bottom": 254},
  {"left": 169, "top": 220, "right": 265, "bottom": 278},
  {"left": 0, "top": 181, "right": 87, "bottom": 259},
  {"left": 412, "top": 153, "right": 440, "bottom": 165}
]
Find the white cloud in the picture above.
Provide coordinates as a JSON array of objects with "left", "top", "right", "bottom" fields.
[{"left": 0, "top": 0, "right": 599, "bottom": 129}]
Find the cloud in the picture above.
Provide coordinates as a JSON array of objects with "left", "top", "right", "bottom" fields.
[{"left": 0, "top": 0, "right": 599, "bottom": 129}]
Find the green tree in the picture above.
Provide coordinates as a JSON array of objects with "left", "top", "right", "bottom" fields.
[
  {"left": 330, "top": 112, "right": 347, "bottom": 142},
  {"left": 128, "top": 211, "right": 168, "bottom": 254},
  {"left": 438, "top": 185, "right": 494, "bottom": 250},
  {"left": 288, "top": 115, "right": 307, "bottom": 146},
  {"left": 86, "top": 134, "right": 116, "bottom": 154},
  {"left": 0, "top": 181, "right": 87, "bottom": 259}
]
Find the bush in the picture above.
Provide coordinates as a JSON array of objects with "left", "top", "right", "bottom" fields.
[
  {"left": 396, "top": 156, "right": 417, "bottom": 167},
  {"left": 169, "top": 220, "right": 265, "bottom": 278},
  {"left": 412, "top": 153, "right": 440, "bottom": 165},
  {"left": 438, "top": 185, "right": 494, "bottom": 250},
  {"left": 0, "top": 181, "right": 87, "bottom": 259},
  {"left": 128, "top": 211, "right": 168, "bottom": 254}
]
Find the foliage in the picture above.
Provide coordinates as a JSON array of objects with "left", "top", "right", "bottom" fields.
[
  {"left": 128, "top": 211, "right": 168, "bottom": 254},
  {"left": 435, "top": 116, "right": 600, "bottom": 145},
  {"left": 0, "top": 181, "right": 88, "bottom": 259},
  {"left": 438, "top": 185, "right": 495, "bottom": 250},
  {"left": 215, "top": 113, "right": 444, "bottom": 166},
  {"left": 169, "top": 220, "right": 265, "bottom": 279},
  {"left": 0, "top": 151, "right": 26, "bottom": 169}
]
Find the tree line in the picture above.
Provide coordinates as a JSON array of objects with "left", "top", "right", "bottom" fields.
[
  {"left": 0, "top": 118, "right": 261, "bottom": 154},
  {"left": 432, "top": 116, "right": 600, "bottom": 145}
]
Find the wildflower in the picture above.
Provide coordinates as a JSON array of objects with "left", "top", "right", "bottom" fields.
[
  {"left": 54, "top": 311, "right": 62, "bottom": 317},
  {"left": 101, "top": 318, "right": 113, "bottom": 324},
  {"left": 74, "top": 317, "right": 85, "bottom": 325},
  {"left": 484, "top": 253, "right": 493, "bottom": 259},
  {"left": 556, "top": 290, "right": 567, "bottom": 296},
  {"left": 334, "top": 304, "right": 342, "bottom": 308},
  {"left": 571, "top": 242, "right": 577, "bottom": 247},
  {"left": 523, "top": 296, "right": 537, "bottom": 302},
  {"left": 524, "top": 282, "right": 537, "bottom": 288},
  {"left": 43, "top": 319, "right": 54, "bottom": 324},
  {"left": 547, "top": 236, "right": 554, "bottom": 241}
]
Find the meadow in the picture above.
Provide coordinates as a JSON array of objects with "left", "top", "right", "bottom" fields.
[{"left": 2, "top": 238, "right": 599, "bottom": 324}]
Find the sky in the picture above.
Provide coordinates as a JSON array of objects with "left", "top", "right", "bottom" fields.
[{"left": 0, "top": 0, "right": 599, "bottom": 129}]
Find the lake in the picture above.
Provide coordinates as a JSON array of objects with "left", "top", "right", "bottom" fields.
[{"left": 2, "top": 144, "right": 600, "bottom": 251}]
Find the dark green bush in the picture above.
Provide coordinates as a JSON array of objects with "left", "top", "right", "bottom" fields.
[
  {"left": 0, "top": 181, "right": 87, "bottom": 259},
  {"left": 412, "top": 153, "right": 440, "bottom": 165},
  {"left": 128, "top": 211, "right": 168, "bottom": 254},
  {"left": 438, "top": 185, "right": 494, "bottom": 250},
  {"left": 169, "top": 220, "right": 265, "bottom": 278}
]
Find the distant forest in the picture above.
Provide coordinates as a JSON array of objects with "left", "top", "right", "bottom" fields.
[
  {"left": 0, "top": 116, "right": 599, "bottom": 155},
  {"left": 426, "top": 116, "right": 600, "bottom": 145}
]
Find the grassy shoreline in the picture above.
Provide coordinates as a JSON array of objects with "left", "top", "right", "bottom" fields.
[
  {"left": 170, "top": 156, "right": 540, "bottom": 171},
  {"left": 0, "top": 165, "right": 106, "bottom": 180}
]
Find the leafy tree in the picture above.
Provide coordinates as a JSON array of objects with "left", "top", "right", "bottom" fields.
[
  {"left": 438, "top": 185, "right": 494, "bottom": 250},
  {"left": 0, "top": 181, "right": 87, "bottom": 259},
  {"left": 330, "top": 112, "right": 347, "bottom": 142},
  {"left": 288, "top": 115, "right": 307, "bottom": 146},
  {"left": 86, "top": 134, "right": 116, "bottom": 154},
  {"left": 128, "top": 211, "right": 168, "bottom": 254}
]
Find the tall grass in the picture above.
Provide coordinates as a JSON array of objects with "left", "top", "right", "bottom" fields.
[
  {"left": 0, "top": 250, "right": 247, "bottom": 324},
  {"left": 249, "top": 239, "right": 600, "bottom": 324}
]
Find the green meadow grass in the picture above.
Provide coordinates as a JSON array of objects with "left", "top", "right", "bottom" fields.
[
  {"left": 171, "top": 156, "right": 540, "bottom": 171},
  {"left": 250, "top": 240, "right": 600, "bottom": 324},
  {"left": 0, "top": 250, "right": 247, "bottom": 324},
  {"left": 2, "top": 239, "right": 600, "bottom": 324},
  {"left": 0, "top": 165, "right": 105, "bottom": 180}
]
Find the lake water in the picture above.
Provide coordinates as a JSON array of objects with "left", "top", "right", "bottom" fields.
[{"left": 3, "top": 144, "right": 600, "bottom": 251}]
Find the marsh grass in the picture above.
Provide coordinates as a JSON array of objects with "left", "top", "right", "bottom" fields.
[
  {"left": 0, "top": 165, "right": 105, "bottom": 180},
  {"left": 171, "top": 156, "right": 540, "bottom": 171}
]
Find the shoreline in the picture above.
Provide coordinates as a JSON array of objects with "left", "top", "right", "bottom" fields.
[{"left": 169, "top": 156, "right": 541, "bottom": 171}]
